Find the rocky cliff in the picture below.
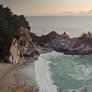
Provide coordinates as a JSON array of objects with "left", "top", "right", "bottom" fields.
[
  {"left": 31, "top": 31, "right": 69, "bottom": 47},
  {"left": 31, "top": 31, "right": 92, "bottom": 55},
  {"left": 0, "top": 5, "right": 33, "bottom": 63},
  {"left": 9, "top": 26, "right": 33, "bottom": 64},
  {"left": 51, "top": 32, "right": 92, "bottom": 55}
]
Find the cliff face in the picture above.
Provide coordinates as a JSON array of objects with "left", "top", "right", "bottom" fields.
[
  {"left": 32, "top": 31, "right": 69, "bottom": 48},
  {"left": 31, "top": 31, "right": 92, "bottom": 55},
  {"left": 9, "top": 38, "right": 22, "bottom": 64},
  {"left": 9, "top": 26, "right": 32, "bottom": 64},
  {"left": 9, "top": 30, "right": 92, "bottom": 64},
  {"left": 31, "top": 31, "right": 69, "bottom": 47},
  {"left": 50, "top": 32, "right": 92, "bottom": 55}
]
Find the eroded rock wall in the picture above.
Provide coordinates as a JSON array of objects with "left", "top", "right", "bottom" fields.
[{"left": 9, "top": 26, "right": 33, "bottom": 64}]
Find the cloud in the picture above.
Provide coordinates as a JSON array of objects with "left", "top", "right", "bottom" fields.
[
  {"left": 60, "top": 11, "right": 76, "bottom": 15},
  {"left": 62, "top": 11, "right": 75, "bottom": 14},
  {"left": 86, "top": 10, "right": 92, "bottom": 14},
  {"left": 60, "top": 10, "right": 92, "bottom": 16},
  {"left": 79, "top": 10, "right": 92, "bottom": 15}
]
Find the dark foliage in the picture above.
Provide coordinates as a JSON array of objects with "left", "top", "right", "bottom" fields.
[{"left": 0, "top": 4, "right": 30, "bottom": 60}]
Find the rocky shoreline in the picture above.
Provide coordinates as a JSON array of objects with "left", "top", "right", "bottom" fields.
[{"left": 31, "top": 31, "right": 92, "bottom": 55}]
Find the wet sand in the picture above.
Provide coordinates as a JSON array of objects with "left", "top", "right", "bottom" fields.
[{"left": 0, "top": 56, "right": 38, "bottom": 91}]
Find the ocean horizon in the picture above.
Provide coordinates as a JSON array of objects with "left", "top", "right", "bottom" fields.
[
  {"left": 26, "top": 16, "right": 92, "bottom": 37},
  {"left": 26, "top": 16, "right": 92, "bottom": 92}
]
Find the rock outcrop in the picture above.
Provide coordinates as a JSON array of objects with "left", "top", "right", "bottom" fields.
[
  {"left": 9, "top": 26, "right": 33, "bottom": 64},
  {"left": 51, "top": 32, "right": 92, "bottom": 55},
  {"left": 9, "top": 30, "right": 92, "bottom": 64},
  {"left": 31, "top": 31, "right": 59, "bottom": 46},
  {"left": 31, "top": 31, "right": 92, "bottom": 55},
  {"left": 9, "top": 38, "right": 23, "bottom": 64},
  {"left": 31, "top": 31, "right": 69, "bottom": 47}
]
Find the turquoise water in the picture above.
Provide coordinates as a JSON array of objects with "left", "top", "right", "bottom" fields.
[
  {"left": 27, "top": 16, "right": 92, "bottom": 91},
  {"left": 37, "top": 52, "right": 92, "bottom": 92},
  {"left": 49, "top": 53, "right": 92, "bottom": 89}
]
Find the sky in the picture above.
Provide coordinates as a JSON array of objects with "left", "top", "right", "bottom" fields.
[{"left": 1, "top": 0, "right": 92, "bottom": 16}]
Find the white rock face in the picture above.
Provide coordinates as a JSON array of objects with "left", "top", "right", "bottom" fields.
[
  {"left": 9, "top": 38, "right": 23, "bottom": 64},
  {"left": 9, "top": 26, "right": 32, "bottom": 64}
]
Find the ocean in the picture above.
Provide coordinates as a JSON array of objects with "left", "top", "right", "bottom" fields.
[
  {"left": 26, "top": 16, "right": 92, "bottom": 37},
  {"left": 26, "top": 16, "right": 92, "bottom": 92}
]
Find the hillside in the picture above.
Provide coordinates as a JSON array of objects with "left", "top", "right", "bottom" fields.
[{"left": 0, "top": 5, "right": 31, "bottom": 62}]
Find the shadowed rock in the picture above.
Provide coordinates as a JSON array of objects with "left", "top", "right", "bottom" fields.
[{"left": 32, "top": 31, "right": 92, "bottom": 55}]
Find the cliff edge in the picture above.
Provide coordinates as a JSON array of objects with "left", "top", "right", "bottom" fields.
[
  {"left": 31, "top": 31, "right": 92, "bottom": 55},
  {"left": 0, "top": 5, "right": 33, "bottom": 63},
  {"left": 9, "top": 26, "right": 33, "bottom": 64}
]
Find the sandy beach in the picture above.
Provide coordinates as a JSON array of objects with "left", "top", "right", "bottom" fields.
[
  {"left": 0, "top": 56, "right": 38, "bottom": 91},
  {"left": 0, "top": 45, "right": 53, "bottom": 91}
]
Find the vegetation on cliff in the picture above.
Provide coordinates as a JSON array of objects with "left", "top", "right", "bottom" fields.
[{"left": 0, "top": 5, "right": 30, "bottom": 60}]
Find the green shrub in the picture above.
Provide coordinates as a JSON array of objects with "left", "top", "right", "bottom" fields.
[{"left": 0, "top": 4, "right": 30, "bottom": 60}]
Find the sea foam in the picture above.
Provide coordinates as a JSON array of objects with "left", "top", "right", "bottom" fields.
[
  {"left": 34, "top": 52, "right": 57, "bottom": 92},
  {"left": 34, "top": 51, "right": 92, "bottom": 92}
]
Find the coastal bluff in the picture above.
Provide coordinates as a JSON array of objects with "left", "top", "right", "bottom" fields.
[
  {"left": 8, "top": 30, "right": 92, "bottom": 64},
  {"left": 0, "top": 5, "right": 35, "bottom": 64},
  {"left": 31, "top": 31, "right": 92, "bottom": 55},
  {"left": 9, "top": 26, "right": 33, "bottom": 64}
]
